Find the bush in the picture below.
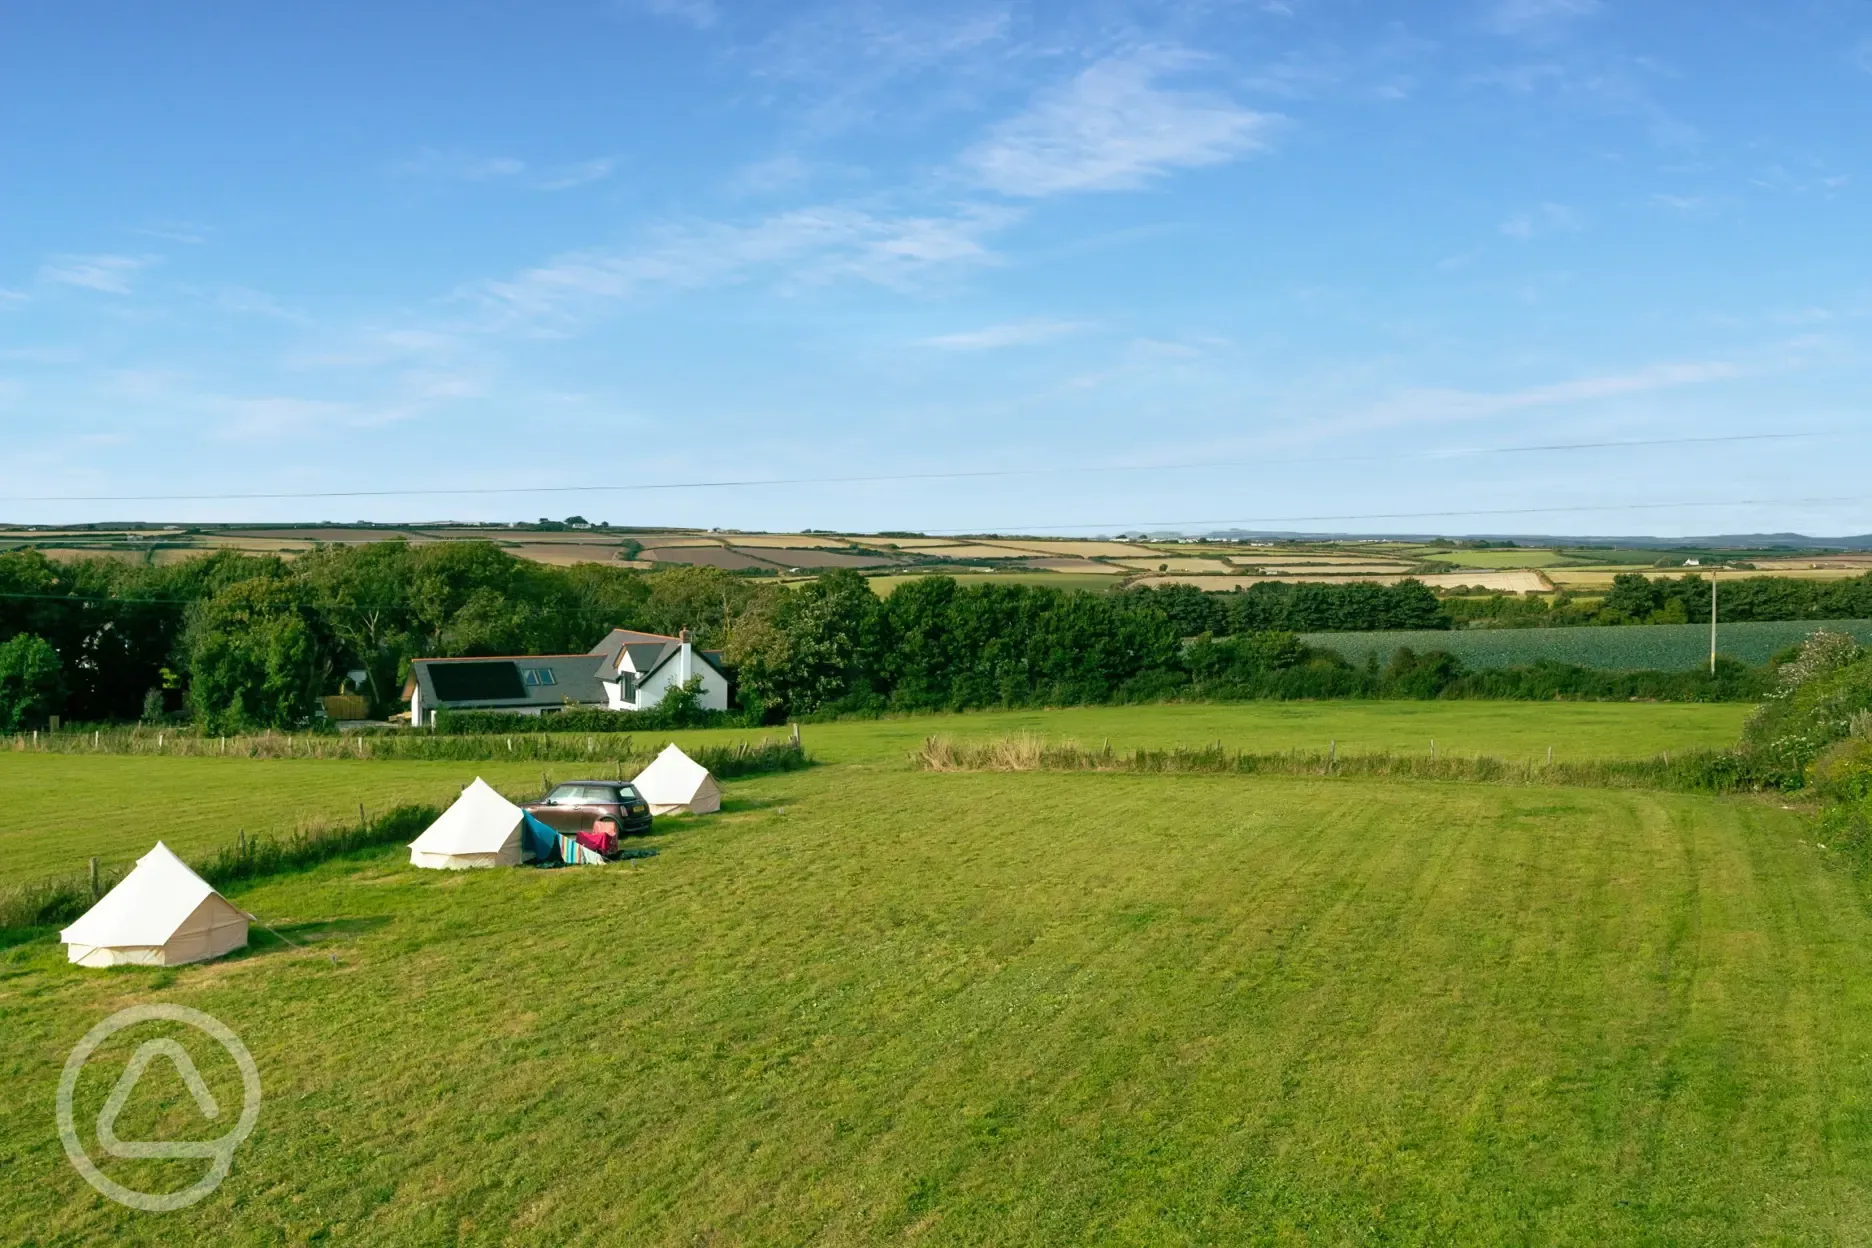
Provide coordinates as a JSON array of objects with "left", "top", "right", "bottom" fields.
[
  {"left": 1742, "top": 632, "right": 1872, "bottom": 771},
  {"left": 0, "top": 633, "right": 62, "bottom": 730},
  {"left": 435, "top": 681, "right": 741, "bottom": 734}
]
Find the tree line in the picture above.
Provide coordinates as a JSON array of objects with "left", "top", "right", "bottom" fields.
[{"left": 1, "top": 544, "right": 1846, "bottom": 731}]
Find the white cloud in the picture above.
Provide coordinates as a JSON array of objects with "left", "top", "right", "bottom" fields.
[
  {"left": 37, "top": 254, "right": 153, "bottom": 294},
  {"left": 395, "top": 149, "right": 614, "bottom": 191},
  {"left": 0, "top": 288, "right": 28, "bottom": 309},
  {"left": 1499, "top": 202, "right": 1581, "bottom": 238},
  {"left": 536, "top": 158, "right": 616, "bottom": 191},
  {"left": 1486, "top": 0, "right": 1601, "bottom": 36},
  {"left": 963, "top": 50, "right": 1278, "bottom": 198},
  {"left": 731, "top": 154, "right": 811, "bottom": 196},
  {"left": 921, "top": 319, "right": 1089, "bottom": 350},
  {"left": 751, "top": 3, "right": 1014, "bottom": 139},
  {"left": 211, "top": 395, "right": 368, "bottom": 442},
  {"left": 212, "top": 286, "right": 298, "bottom": 319},
  {"left": 477, "top": 203, "right": 1015, "bottom": 320},
  {"left": 1649, "top": 192, "right": 1708, "bottom": 213},
  {"left": 134, "top": 221, "right": 211, "bottom": 245},
  {"left": 394, "top": 148, "right": 528, "bottom": 181},
  {"left": 1339, "top": 361, "right": 1742, "bottom": 436}
]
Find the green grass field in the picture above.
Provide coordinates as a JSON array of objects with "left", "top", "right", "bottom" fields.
[
  {"left": 1305, "top": 618, "right": 1872, "bottom": 670},
  {"left": 13, "top": 698, "right": 1872, "bottom": 1244},
  {"left": 0, "top": 702, "right": 1749, "bottom": 888},
  {"left": 8, "top": 761, "right": 1872, "bottom": 1244}
]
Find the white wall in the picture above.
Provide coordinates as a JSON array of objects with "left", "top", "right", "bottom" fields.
[{"left": 605, "top": 644, "right": 730, "bottom": 712}]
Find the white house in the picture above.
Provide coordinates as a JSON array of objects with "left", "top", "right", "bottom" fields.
[
  {"left": 404, "top": 628, "right": 730, "bottom": 725},
  {"left": 587, "top": 628, "right": 730, "bottom": 713}
]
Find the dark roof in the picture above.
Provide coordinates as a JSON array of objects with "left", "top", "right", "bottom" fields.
[
  {"left": 622, "top": 640, "right": 679, "bottom": 673},
  {"left": 588, "top": 629, "right": 682, "bottom": 668},
  {"left": 410, "top": 654, "right": 611, "bottom": 711},
  {"left": 589, "top": 628, "right": 726, "bottom": 682}
]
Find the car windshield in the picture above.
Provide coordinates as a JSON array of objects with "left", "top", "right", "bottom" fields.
[{"left": 546, "top": 784, "right": 618, "bottom": 805}]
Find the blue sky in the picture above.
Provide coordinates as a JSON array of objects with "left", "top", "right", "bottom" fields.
[{"left": 2, "top": 0, "right": 1867, "bottom": 536}]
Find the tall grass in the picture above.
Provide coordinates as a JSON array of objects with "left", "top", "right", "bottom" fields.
[
  {"left": 6, "top": 726, "right": 810, "bottom": 778},
  {"left": 915, "top": 734, "right": 1795, "bottom": 794},
  {"left": 0, "top": 803, "right": 439, "bottom": 932}
]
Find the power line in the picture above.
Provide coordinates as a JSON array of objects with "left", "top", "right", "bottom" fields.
[{"left": 0, "top": 430, "right": 1825, "bottom": 505}]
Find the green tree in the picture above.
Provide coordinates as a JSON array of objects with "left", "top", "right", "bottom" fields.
[
  {"left": 730, "top": 570, "right": 878, "bottom": 716},
  {"left": 185, "top": 577, "right": 321, "bottom": 731},
  {"left": 0, "top": 633, "right": 62, "bottom": 730}
]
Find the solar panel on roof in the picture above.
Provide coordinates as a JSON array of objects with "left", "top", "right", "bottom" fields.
[{"left": 428, "top": 661, "right": 525, "bottom": 701}]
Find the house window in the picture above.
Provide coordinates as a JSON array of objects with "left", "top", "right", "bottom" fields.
[
  {"left": 620, "top": 673, "right": 637, "bottom": 701},
  {"left": 521, "top": 668, "right": 557, "bottom": 687}
]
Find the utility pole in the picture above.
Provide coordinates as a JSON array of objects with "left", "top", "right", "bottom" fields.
[{"left": 1710, "top": 567, "right": 1718, "bottom": 675}]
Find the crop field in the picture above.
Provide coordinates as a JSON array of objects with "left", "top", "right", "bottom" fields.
[
  {"left": 1420, "top": 549, "right": 1581, "bottom": 568},
  {"left": 9, "top": 742, "right": 1872, "bottom": 1243},
  {"left": 1305, "top": 618, "right": 1872, "bottom": 670}
]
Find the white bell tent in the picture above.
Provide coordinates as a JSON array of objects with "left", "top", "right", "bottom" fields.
[
  {"left": 60, "top": 842, "right": 250, "bottom": 968},
  {"left": 631, "top": 744, "right": 723, "bottom": 815},
  {"left": 408, "top": 777, "right": 526, "bottom": 869}
]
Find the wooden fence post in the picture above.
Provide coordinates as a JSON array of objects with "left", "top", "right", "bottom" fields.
[{"left": 89, "top": 856, "right": 100, "bottom": 899}]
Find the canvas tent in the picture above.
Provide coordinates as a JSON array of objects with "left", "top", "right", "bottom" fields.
[
  {"left": 60, "top": 842, "right": 249, "bottom": 968},
  {"left": 631, "top": 744, "right": 723, "bottom": 815},
  {"left": 409, "top": 777, "right": 526, "bottom": 869}
]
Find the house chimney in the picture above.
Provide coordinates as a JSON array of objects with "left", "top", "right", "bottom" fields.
[{"left": 678, "top": 628, "right": 693, "bottom": 684}]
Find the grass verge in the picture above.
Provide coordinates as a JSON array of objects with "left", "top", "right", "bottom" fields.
[
  {"left": 916, "top": 733, "right": 1800, "bottom": 793},
  {"left": 6, "top": 727, "right": 809, "bottom": 776}
]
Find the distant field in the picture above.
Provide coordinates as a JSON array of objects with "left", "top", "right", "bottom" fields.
[
  {"left": 1421, "top": 549, "right": 1581, "bottom": 568},
  {"left": 1304, "top": 618, "right": 1872, "bottom": 670},
  {"left": 0, "top": 702, "right": 1749, "bottom": 889}
]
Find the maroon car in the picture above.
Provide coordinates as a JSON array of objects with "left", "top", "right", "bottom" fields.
[{"left": 523, "top": 781, "right": 654, "bottom": 850}]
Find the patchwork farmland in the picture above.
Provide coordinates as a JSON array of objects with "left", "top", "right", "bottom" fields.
[{"left": 8, "top": 522, "right": 1872, "bottom": 600}]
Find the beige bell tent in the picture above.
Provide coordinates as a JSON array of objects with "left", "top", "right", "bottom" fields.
[
  {"left": 408, "top": 777, "right": 527, "bottom": 869},
  {"left": 60, "top": 842, "right": 249, "bottom": 968},
  {"left": 631, "top": 743, "right": 722, "bottom": 815}
]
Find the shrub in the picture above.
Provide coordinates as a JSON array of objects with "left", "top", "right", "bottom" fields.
[
  {"left": 0, "top": 633, "right": 62, "bottom": 731},
  {"left": 1742, "top": 632, "right": 1872, "bottom": 771},
  {"left": 435, "top": 681, "right": 741, "bottom": 734}
]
